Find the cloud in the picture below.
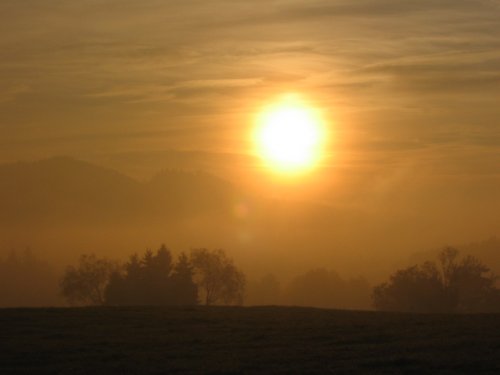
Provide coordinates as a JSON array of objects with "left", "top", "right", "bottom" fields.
[{"left": 0, "top": 0, "right": 499, "bottom": 187}]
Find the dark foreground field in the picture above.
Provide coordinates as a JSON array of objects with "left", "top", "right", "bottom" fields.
[{"left": 1, "top": 306, "right": 500, "bottom": 374}]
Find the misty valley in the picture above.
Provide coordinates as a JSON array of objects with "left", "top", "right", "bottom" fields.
[
  {"left": 2, "top": 157, "right": 500, "bottom": 313},
  {"left": 1, "top": 157, "right": 500, "bottom": 373}
]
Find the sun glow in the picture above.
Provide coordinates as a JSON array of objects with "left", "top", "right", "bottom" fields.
[{"left": 254, "top": 95, "right": 326, "bottom": 174}]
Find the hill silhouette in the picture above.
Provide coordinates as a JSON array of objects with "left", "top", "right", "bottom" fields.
[
  {"left": 0, "top": 156, "right": 346, "bottom": 229},
  {"left": 0, "top": 156, "right": 243, "bottom": 225},
  {"left": 0, "top": 157, "right": 141, "bottom": 224}
]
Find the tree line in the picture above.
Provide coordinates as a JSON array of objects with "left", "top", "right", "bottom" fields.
[
  {"left": 373, "top": 247, "right": 500, "bottom": 313},
  {"left": 246, "top": 247, "right": 500, "bottom": 313},
  {"left": 60, "top": 246, "right": 245, "bottom": 306},
  {"left": 2, "top": 243, "right": 499, "bottom": 313}
]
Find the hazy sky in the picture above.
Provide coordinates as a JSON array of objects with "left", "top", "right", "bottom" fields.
[{"left": 1, "top": 1, "right": 499, "bottom": 208}]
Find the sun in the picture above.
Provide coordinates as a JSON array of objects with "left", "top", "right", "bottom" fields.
[{"left": 254, "top": 95, "right": 326, "bottom": 174}]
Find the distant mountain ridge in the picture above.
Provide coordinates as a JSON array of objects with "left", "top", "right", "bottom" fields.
[{"left": 0, "top": 156, "right": 241, "bottom": 225}]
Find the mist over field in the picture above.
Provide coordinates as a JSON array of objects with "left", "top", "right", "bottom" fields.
[{"left": 0, "top": 157, "right": 499, "bottom": 309}]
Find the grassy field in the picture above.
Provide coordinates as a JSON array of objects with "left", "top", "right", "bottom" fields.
[{"left": 1, "top": 306, "right": 500, "bottom": 374}]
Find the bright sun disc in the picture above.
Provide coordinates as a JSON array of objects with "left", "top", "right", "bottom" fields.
[{"left": 255, "top": 96, "right": 325, "bottom": 174}]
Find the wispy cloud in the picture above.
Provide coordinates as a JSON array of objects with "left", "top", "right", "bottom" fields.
[{"left": 0, "top": 0, "right": 499, "bottom": 186}]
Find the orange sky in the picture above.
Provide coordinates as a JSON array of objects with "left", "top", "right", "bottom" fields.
[{"left": 1, "top": 1, "right": 499, "bottom": 240}]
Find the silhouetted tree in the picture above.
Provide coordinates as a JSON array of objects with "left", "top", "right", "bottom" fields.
[
  {"left": 170, "top": 252, "right": 198, "bottom": 305},
  {"left": 373, "top": 262, "right": 449, "bottom": 313},
  {"left": 60, "top": 254, "right": 119, "bottom": 306},
  {"left": 105, "top": 245, "right": 197, "bottom": 306},
  {"left": 442, "top": 248, "right": 500, "bottom": 313},
  {"left": 190, "top": 248, "right": 245, "bottom": 306},
  {"left": 140, "top": 245, "right": 173, "bottom": 305},
  {"left": 373, "top": 247, "right": 500, "bottom": 313}
]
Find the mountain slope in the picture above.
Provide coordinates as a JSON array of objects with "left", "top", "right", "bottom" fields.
[
  {"left": 0, "top": 157, "right": 142, "bottom": 224},
  {"left": 0, "top": 157, "right": 246, "bottom": 225}
]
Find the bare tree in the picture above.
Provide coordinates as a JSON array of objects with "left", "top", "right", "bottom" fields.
[
  {"left": 190, "top": 248, "right": 245, "bottom": 306},
  {"left": 60, "top": 254, "right": 119, "bottom": 306}
]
